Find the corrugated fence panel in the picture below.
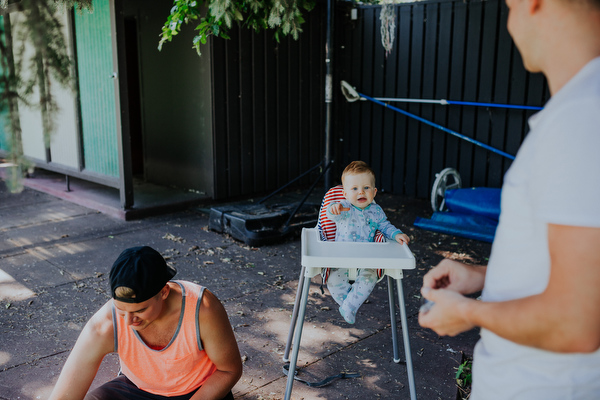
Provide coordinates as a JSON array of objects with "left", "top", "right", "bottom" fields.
[
  {"left": 334, "top": 0, "right": 550, "bottom": 197},
  {"left": 211, "top": 2, "right": 326, "bottom": 200},
  {"left": 74, "top": 0, "right": 119, "bottom": 178}
]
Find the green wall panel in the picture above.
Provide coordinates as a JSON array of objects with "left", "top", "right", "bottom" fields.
[
  {"left": 74, "top": 0, "right": 119, "bottom": 177},
  {"left": 0, "top": 116, "right": 8, "bottom": 152},
  {"left": 0, "top": 15, "right": 9, "bottom": 153}
]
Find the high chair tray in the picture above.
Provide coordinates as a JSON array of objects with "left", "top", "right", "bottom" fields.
[{"left": 301, "top": 228, "right": 416, "bottom": 271}]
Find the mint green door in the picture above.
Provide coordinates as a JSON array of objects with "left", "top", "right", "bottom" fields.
[{"left": 74, "top": 0, "right": 119, "bottom": 178}]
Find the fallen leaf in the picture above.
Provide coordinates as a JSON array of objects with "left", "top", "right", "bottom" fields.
[{"left": 163, "top": 233, "right": 185, "bottom": 243}]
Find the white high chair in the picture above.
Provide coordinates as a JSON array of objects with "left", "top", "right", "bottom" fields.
[{"left": 283, "top": 186, "right": 417, "bottom": 400}]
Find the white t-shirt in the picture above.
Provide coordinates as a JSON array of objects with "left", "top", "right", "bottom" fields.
[{"left": 471, "top": 57, "right": 600, "bottom": 399}]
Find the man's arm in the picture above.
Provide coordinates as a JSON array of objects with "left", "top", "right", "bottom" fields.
[
  {"left": 420, "top": 224, "right": 600, "bottom": 353},
  {"left": 418, "top": 260, "right": 486, "bottom": 335},
  {"left": 49, "top": 301, "right": 115, "bottom": 400},
  {"left": 422, "top": 259, "right": 487, "bottom": 294},
  {"left": 191, "top": 290, "right": 242, "bottom": 400}
]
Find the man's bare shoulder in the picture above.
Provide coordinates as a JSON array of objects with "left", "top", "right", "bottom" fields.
[
  {"left": 85, "top": 300, "right": 115, "bottom": 342},
  {"left": 199, "top": 288, "right": 220, "bottom": 308},
  {"left": 197, "top": 289, "right": 227, "bottom": 321}
]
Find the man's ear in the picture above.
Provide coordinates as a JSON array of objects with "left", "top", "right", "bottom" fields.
[
  {"left": 160, "top": 284, "right": 170, "bottom": 300},
  {"left": 528, "top": 0, "right": 542, "bottom": 14}
]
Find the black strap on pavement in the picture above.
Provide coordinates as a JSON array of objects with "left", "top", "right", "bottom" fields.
[{"left": 282, "top": 364, "right": 361, "bottom": 388}]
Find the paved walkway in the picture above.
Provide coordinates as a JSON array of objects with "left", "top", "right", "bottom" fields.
[{"left": 0, "top": 180, "right": 483, "bottom": 400}]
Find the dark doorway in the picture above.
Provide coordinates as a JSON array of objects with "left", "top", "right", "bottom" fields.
[{"left": 124, "top": 16, "right": 144, "bottom": 177}]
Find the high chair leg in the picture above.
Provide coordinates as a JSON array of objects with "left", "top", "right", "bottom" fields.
[
  {"left": 283, "top": 266, "right": 306, "bottom": 362},
  {"left": 396, "top": 278, "right": 417, "bottom": 400},
  {"left": 387, "top": 276, "right": 401, "bottom": 363},
  {"left": 284, "top": 276, "right": 312, "bottom": 400}
]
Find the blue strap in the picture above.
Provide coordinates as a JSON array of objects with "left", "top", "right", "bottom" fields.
[{"left": 360, "top": 92, "right": 517, "bottom": 161}]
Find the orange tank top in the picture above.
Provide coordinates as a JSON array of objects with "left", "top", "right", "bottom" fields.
[{"left": 112, "top": 281, "right": 218, "bottom": 396}]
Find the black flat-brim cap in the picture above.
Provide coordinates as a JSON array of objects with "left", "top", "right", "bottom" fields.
[{"left": 109, "top": 246, "right": 177, "bottom": 303}]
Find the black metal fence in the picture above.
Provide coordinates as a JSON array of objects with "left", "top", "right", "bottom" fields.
[
  {"left": 210, "top": 0, "right": 549, "bottom": 200},
  {"left": 210, "top": 2, "right": 327, "bottom": 200},
  {"left": 334, "top": 0, "right": 549, "bottom": 197}
]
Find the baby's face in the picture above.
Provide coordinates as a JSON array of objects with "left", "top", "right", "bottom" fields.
[{"left": 342, "top": 172, "right": 377, "bottom": 209}]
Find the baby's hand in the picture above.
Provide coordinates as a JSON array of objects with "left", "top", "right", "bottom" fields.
[
  {"left": 330, "top": 203, "right": 350, "bottom": 215},
  {"left": 394, "top": 233, "right": 410, "bottom": 244}
]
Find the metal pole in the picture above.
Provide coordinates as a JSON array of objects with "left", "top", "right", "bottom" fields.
[
  {"left": 387, "top": 276, "right": 401, "bottom": 363},
  {"left": 283, "top": 266, "right": 306, "bottom": 362},
  {"left": 360, "top": 92, "right": 516, "bottom": 161},
  {"left": 323, "top": 0, "right": 334, "bottom": 190},
  {"left": 397, "top": 278, "right": 417, "bottom": 400}
]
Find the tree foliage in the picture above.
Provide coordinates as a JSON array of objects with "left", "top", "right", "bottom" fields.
[
  {"left": 158, "top": 0, "right": 315, "bottom": 55},
  {"left": 0, "top": 0, "right": 91, "bottom": 192}
]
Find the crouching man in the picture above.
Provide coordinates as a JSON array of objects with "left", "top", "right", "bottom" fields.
[{"left": 49, "top": 246, "right": 242, "bottom": 400}]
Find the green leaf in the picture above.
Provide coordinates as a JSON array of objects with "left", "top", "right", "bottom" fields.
[{"left": 158, "top": 0, "right": 310, "bottom": 56}]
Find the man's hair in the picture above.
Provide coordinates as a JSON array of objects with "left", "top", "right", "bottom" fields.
[
  {"left": 341, "top": 161, "right": 376, "bottom": 184},
  {"left": 114, "top": 286, "right": 137, "bottom": 300}
]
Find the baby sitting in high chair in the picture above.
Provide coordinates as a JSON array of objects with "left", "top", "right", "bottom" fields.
[{"left": 327, "top": 161, "right": 410, "bottom": 324}]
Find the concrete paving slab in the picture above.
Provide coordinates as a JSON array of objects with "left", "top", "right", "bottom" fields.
[
  {"left": 0, "top": 184, "right": 53, "bottom": 210},
  {"left": 99, "top": 218, "right": 214, "bottom": 255},
  {"left": 0, "top": 232, "right": 18, "bottom": 253},
  {"left": 0, "top": 199, "right": 94, "bottom": 231},
  {"left": 0, "top": 351, "right": 119, "bottom": 400},
  {"left": 0, "top": 277, "right": 110, "bottom": 370},
  {"left": 227, "top": 278, "right": 431, "bottom": 399},
  {"left": 24, "top": 238, "right": 135, "bottom": 281},
  {"left": 235, "top": 323, "right": 461, "bottom": 400},
  {"left": 0, "top": 251, "right": 73, "bottom": 299},
  {"left": 2, "top": 212, "right": 135, "bottom": 252}
]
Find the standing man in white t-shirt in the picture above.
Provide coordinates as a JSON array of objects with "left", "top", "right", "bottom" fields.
[{"left": 418, "top": 0, "right": 600, "bottom": 398}]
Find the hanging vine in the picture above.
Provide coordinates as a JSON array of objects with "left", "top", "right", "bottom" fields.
[
  {"left": 379, "top": 0, "right": 396, "bottom": 58},
  {"left": 379, "top": 0, "right": 427, "bottom": 56}
]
